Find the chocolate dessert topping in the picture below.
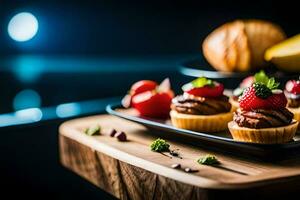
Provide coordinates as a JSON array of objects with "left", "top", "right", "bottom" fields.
[
  {"left": 171, "top": 93, "right": 231, "bottom": 115},
  {"left": 285, "top": 90, "right": 300, "bottom": 108},
  {"left": 234, "top": 108, "right": 294, "bottom": 129}
]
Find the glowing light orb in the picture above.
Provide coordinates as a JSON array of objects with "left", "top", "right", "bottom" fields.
[{"left": 8, "top": 12, "right": 39, "bottom": 42}]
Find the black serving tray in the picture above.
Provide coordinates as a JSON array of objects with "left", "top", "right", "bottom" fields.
[
  {"left": 180, "top": 58, "right": 297, "bottom": 80},
  {"left": 106, "top": 103, "right": 300, "bottom": 161}
]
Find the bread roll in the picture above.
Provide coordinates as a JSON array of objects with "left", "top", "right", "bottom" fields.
[{"left": 202, "top": 20, "right": 286, "bottom": 72}]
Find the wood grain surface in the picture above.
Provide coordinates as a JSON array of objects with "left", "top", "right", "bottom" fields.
[{"left": 59, "top": 114, "right": 300, "bottom": 199}]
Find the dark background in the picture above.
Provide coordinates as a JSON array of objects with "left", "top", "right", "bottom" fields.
[
  {"left": 0, "top": 0, "right": 299, "bottom": 56},
  {"left": 0, "top": 0, "right": 298, "bottom": 199}
]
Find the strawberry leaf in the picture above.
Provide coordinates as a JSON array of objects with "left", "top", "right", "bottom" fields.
[
  {"left": 253, "top": 82, "right": 272, "bottom": 99},
  {"left": 254, "top": 70, "right": 279, "bottom": 90},
  {"left": 254, "top": 70, "right": 269, "bottom": 85},
  {"left": 267, "top": 77, "right": 280, "bottom": 90}
]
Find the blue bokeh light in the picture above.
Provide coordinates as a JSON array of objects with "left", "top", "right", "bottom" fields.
[
  {"left": 13, "top": 89, "right": 42, "bottom": 110},
  {"left": 56, "top": 103, "right": 81, "bottom": 118},
  {"left": 8, "top": 12, "right": 39, "bottom": 42}
]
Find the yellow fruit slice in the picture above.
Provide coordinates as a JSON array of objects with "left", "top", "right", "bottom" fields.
[{"left": 265, "top": 34, "right": 300, "bottom": 72}]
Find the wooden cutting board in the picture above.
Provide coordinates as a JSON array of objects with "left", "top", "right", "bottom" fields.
[{"left": 59, "top": 114, "right": 300, "bottom": 200}]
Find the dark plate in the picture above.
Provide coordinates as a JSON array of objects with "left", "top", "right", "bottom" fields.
[
  {"left": 180, "top": 58, "right": 297, "bottom": 79},
  {"left": 106, "top": 103, "right": 300, "bottom": 161}
]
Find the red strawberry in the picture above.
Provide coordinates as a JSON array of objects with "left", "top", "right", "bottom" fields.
[
  {"left": 267, "top": 92, "right": 287, "bottom": 109},
  {"left": 239, "top": 83, "right": 287, "bottom": 110},
  {"left": 183, "top": 81, "right": 224, "bottom": 97},
  {"left": 285, "top": 80, "right": 300, "bottom": 94},
  {"left": 185, "top": 83, "right": 224, "bottom": 97},
  {"left": 239, "top": 86, "right": 267, "bottom": 110},
  {"left": 122, "top": 80, "right": 157, "bottom": 108},
  {"left": 132, "top": 90, "right": 173, "bottom": 118},
  {"left": 130, "top": 80, "right": 157, "bottom": 96}
]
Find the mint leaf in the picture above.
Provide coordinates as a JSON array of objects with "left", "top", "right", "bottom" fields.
[
  {"left": 191, "top": 77, "right": 213, "bottom": 88},
  {"left": 254, "top": 70, "right": 279, "bottom": 90},
  {"left": 254, "top": 70, "right": 269, "bottom": 85},
  {"left": 267, "top": 77, "right": 280, "bottom": 90},
  {"left": 182, "top": 77, "right": 214, "bottom": 91}
]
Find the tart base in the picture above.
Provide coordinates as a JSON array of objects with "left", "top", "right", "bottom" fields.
[
  {"left": 228, "top": 120, "right": 298, "bottom": 144},
  {"left": 229, "top": 98, "right": 239, "bottom": 112},
  {"left": 170, "top": 110, "right": 232, "bottom": 132},
  {"left": 288, "top": 107, "right": 300, "bottom": 131}
]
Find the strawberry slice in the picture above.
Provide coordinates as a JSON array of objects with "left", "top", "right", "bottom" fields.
[
  {"left": 130, "top": 80, "right": 157, "bottom": 96},
  {"left": 122, "top": 80, "right": 157, "bottom": 108},
  {"left": 182, "top": 77, "right": 224, "bottom": 98},
  {"left": 132, "top": 91, "right": 173, "bottom": 118},
  {"left": 185, "top": 84, "right": 224, "bottom": 97}
]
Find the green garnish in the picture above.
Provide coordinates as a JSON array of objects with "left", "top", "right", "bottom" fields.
[
  {"left": 191, "top": 77, "right": 214, "bottom": 88},
  {"left": 84, "top": 125, "right": 101, "bottom": 136},
  {"left": 197, "top": 154, "right": 220, "bottom": 165},
  {"left": 253, "top": 82, "right": 273, "bottom": 99},
  {"left": 254, "top": 70, "right": 279, "bottom": 90},
  {"left": 182, "top": 77, "right": 214, "bottom": 91},
  {"left": 150, "top": 138, "right": 170, "bottom": 152}
]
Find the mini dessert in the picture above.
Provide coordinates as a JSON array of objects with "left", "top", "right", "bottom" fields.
[
  {"left": 231, "top": 71, "right": 268, "bottom": 111},
  {"left": 170, "top": 77, "right": 232, "bottom": 132},
  {"left": 284, "top": 78, "right": 300, "bottom": 127},
  {"left": 122, "top": 78, "right": 174, "bottom": 118},
  {"left": 228, "top": 77, "right": 298, "bottom": 144}
]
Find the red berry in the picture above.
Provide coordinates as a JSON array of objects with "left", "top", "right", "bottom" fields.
[
  {"left": 267, "top": 92, "right": 287, "bottom": 109},
  {"left": 185, "top": 83, "right": 224, "bottom": 97},
  {"left": 239, "top": 86, "right": 267, "bottom": 110},
  {"left": 132, "top": 90, "right": 173, "bottom": 118},
  {"left": 239, "top": 86, "right": 287, "bottom": 110},
  {"left": 122, "top": 80, "right": 158, "bottom": 108},
  {"left": 130, "top": 80, "right": 157, "bottom": 96},
  {"left": 240, "top": 76, "right": 254, "bottom": 88},
  {"left": 285, "top": 80, "right": 300, "bottom": 94}
]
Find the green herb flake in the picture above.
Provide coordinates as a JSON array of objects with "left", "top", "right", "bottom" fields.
[
  {"left": 197, "top": 154, "right": 220, "bottom": 165},
  {"left": 84, "top": 125, "right": 101, "bottom": 136},
  {"left": 150, "top": 138, "right": 170, "bottom": 152},
  {"left": 191, "top": 77, "right": 214, "bottom": 88},
  {"left": 182, "top": 77, "right": 215, "bottom": 91},
  {"left": 254, "top": 70, "right": 279, "bottom": 90}
]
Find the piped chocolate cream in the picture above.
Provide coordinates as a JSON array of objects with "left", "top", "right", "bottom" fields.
[
  {"left": 171, "top": 93, "right": 231, "bottom": 115},
  {"left": 234, "top": 108, "right": 294, "bottom": 129},
  {"left": 284, "top": 91, "right": 300, "bottom": 108}
]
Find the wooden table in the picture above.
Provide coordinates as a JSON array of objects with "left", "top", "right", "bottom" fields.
[{"left": 59, "top": 114, "right": 300, "bottom": 200}]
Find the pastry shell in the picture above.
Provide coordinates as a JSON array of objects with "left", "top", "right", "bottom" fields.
[
  {"left": 228, "top": 120, "right": 298, "bottom": 144},
  {"left": 170, "top": 110, "right": 232, "bottom": 132}
]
